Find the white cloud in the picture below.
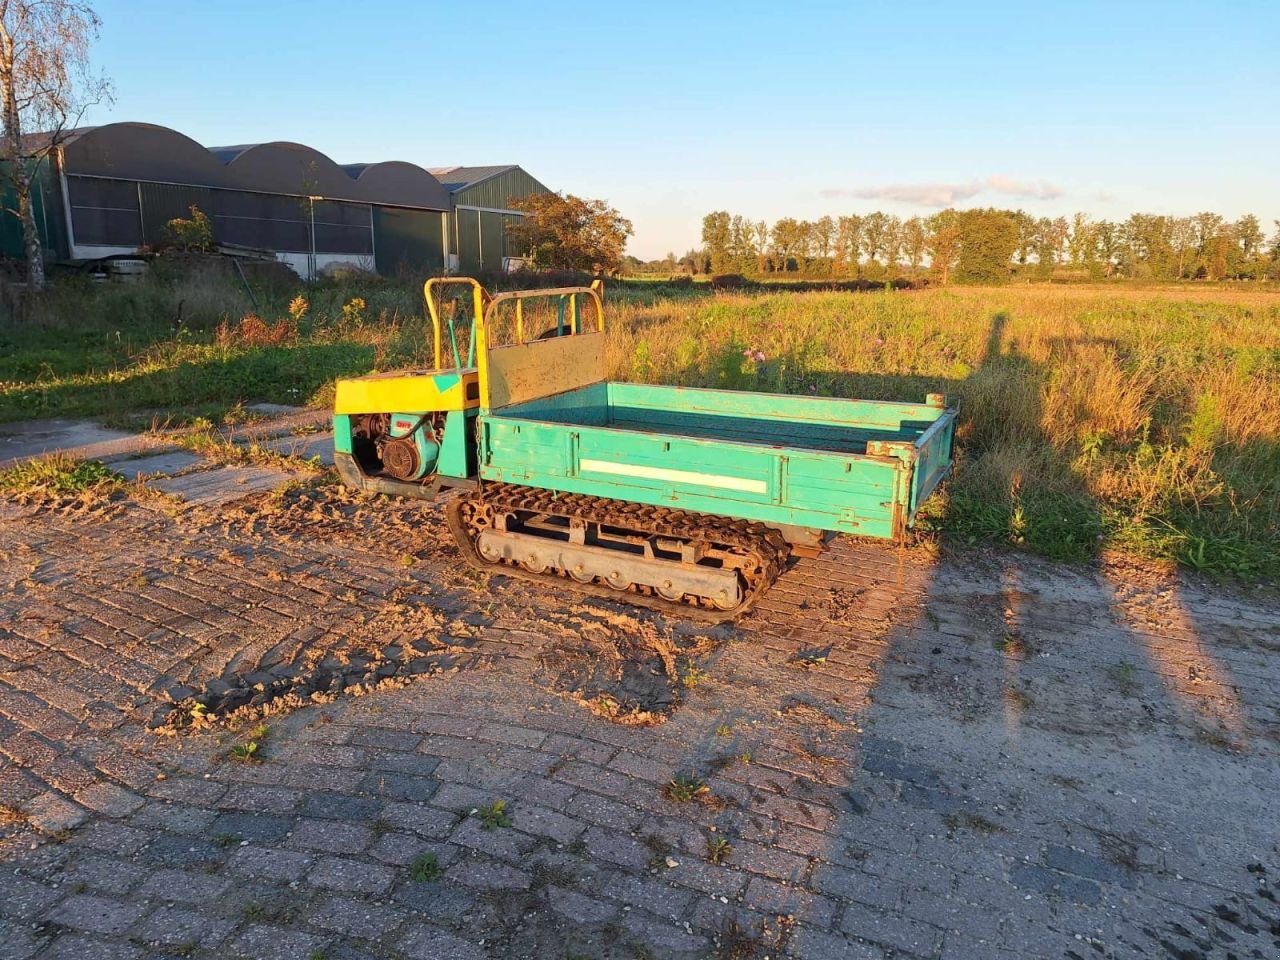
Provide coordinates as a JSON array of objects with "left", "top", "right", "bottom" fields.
[
  {"left": 822, "top": 181, "right": 983, "bottom": 207},
  {"left": 985, "top": 175, "right": 1064, "bottom": 200},
  {"left": 821, "top": 175, "right": 1067, "bottom": 207}
]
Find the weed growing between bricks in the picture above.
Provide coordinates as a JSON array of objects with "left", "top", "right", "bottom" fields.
[
  {"left": 712, "top": 915, "right": 795, "bottom": 959},
  {"left": 707, "top": 835, "right": 733, "bottom": 865},
  {"left": 664, "top": 773, "right": 710, "bottom": 804},
  {"left": 409, "top": 852, "right": 443, "bottom": 882},
  {"left": 477, "top": 799, "right": 512, "bottom": 830}
]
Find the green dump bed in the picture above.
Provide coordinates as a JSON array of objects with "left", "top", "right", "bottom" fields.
[{"left": 478, "top": 382, "right": 956, "bottom": 539}]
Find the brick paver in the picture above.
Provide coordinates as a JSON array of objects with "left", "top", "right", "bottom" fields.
[{"left": 1, "top": 487, "right": 1278, "bottom": 959}]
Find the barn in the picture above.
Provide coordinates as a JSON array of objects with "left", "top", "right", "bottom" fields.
[
  {"left": 6, "top": 122, "right": 456, "bottom": 278},
  {"left": 428, "top": 165, "right": 552, "bottom": 274},
  {"left": 0, "top": 156, "right": 63, "bottom": 262}
]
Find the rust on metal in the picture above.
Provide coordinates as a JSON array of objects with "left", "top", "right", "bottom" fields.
[{"left": 445, "top": 482, "right": 790, "bottom": 622}]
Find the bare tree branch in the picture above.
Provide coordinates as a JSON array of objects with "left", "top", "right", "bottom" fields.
[{"left": 1, "top": 0, "right": 110, "bottom": 291}]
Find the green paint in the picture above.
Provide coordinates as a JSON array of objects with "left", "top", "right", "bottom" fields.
[
  {"left": 333, "top": 414, "right": 354, "bottom": 455},
  {"left": 437, "top": 409, "right": 474, "bottom": 478},
  {"left": 479, "top": 383, "right": 955, "bottom": 537}
]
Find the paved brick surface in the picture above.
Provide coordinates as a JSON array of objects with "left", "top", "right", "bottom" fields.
[{"left": 1, "top": 486, "right": 1279, "bottom": 959}]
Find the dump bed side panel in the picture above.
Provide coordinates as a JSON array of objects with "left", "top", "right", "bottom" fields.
[
  {"left": 607, "top": 382, "right": 945, "bottom": 431},
  {"left": 494, "top": 381, "right": 610, "bottom": 425},
  {"left": 479, "top": 416, "right": 903, "bottom": 538}
]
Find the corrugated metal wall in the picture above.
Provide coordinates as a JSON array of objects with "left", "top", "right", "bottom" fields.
[
  {"left": 450, "top": 168, "right": 551, "bottom": 273},
  {"left": 66, "top": 175, "right": 143, "bottom": 247},
  {"left": 56, "top": 175, "right": 448, "bottom": 274},
  {"left": 455, "top": 208, "right": 481, "bottom": 273},
  {"left": 373, "top": 207, "right": 444, "bottom": 276},
  {"left": 455, "top": 168, "right": 549, "bottom": 211},
  {"left": 0, "top": 160, "right": 55, "bottom": 259},
  {"left": 134, "top": 181, "right": 375, "bottom": 255},
  {"left": 40, "top": 164, "right": 68, "bottom": 258},
  {"left": 2, "top": 157, "right": 542, "bottom": 279},
  {"left": 139, "top": 181, "right": 212, "bottom": 246},
  {"left": 479, "top": 211, "right": 506, "bottom": 266}
]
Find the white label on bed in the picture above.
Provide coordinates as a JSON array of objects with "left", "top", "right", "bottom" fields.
[{"left": 579, "top": 459, "right": 767, "bottom": 494}]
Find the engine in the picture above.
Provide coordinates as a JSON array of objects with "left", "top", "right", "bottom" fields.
[{"left": 352, "top": 412, "right": 444, "bottom": 482}]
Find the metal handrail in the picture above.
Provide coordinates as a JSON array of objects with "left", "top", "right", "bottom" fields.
[
  {"left": 423, "top": 277, "right": 489, "bottom": 370},
  {"left": 479, "top": 285, "right": 606, "bottom": 348}
]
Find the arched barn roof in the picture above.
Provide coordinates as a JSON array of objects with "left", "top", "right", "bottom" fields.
[
  {"left": 218, "top": 140, "right": 359, "bottom": 199},
  {"left": 341, "top": 161, "right": 451, "bottom": 209},
  {"left": 56, "top": 122, "right": 449, "bottom": 210},
  {"left": 60, "top": 122, "right": 236, "bottom": 187}
]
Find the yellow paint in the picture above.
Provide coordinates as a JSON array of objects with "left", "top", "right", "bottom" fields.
[
  {"left": 334, "top": 369, "right": 479, "bottom": 415},
  {"left": 424, "top": 277, "right": 488, "bottom": 370},
  {"left": 335, "top": 279, "right": 606, "bottom": 416}
]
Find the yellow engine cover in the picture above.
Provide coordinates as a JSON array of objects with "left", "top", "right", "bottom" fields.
[{"left": 333, "top": 368, "right": 480, "bottom": 415}]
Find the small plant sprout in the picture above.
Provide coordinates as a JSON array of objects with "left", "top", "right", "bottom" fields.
[
  {"left": 707, "top": 835, "right": 733, "bottom": 864},
  {"left": 226, "top": 725, "right": 268, "bottom": 764},
  {"left": 642, "top": 834, "right": 674, "bottom": 869},
  {"left": 663, "top": 772, "right": 709, "bottom": 804},
  {"left": 410, "top": 852, "right": 443, "bottom": 882},
  {"left": 477, "top": 798, "right": 512, "bottom": 830},
  {"left": 793, "top": 647, "right": 829, "bottom": 667},
  {"left": 227, "top": 740, "right": 260, "bottom": 763},
  {"left": 994, "top": 632, "right": 1032, "bottom": 658},
  {"left": 1108, "top": 661, "right": 1139, "bottom": 695},
  {"left": 681, "top": 666, "right": 708, "bottom": 688}
]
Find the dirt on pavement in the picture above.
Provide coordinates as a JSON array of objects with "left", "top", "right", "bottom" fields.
[{"left": 1, "top": 478, "right": 1278, "bottom": 960}]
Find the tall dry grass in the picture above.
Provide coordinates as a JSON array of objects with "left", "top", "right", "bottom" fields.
[{"left": 603, "top": 285, "right": 1280, "bottom": 576}]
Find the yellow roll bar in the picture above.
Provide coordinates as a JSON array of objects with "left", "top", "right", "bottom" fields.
[
  {"left": 479, "top": 285, "right": 605, "bottom": 348},
  {"left": 475, "top": 284, "right": 606, "bottom": 413},
  {"left": 423, "top": 277, "right": 489, "bottom": 371}
]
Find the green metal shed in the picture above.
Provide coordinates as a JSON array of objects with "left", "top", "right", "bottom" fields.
[
  {"left": 428, "top": 165, "right": 551, "bottom": 274},
  {"left": 0, "top": 157, "right": 65, "bottom": 261},
  {"left": 372, "top": 205, "right": 445, "bottom": 276}
]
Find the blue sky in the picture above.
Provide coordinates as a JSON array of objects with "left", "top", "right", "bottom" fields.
[{"left": 85, "top": 0, "right": 1278, "bottom": 258}]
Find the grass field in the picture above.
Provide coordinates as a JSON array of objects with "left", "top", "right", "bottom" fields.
[
  {"left": 609, "top": 285, "right": 1280, "bottom": 579},
  {"left": 3, "top": 270, "right": 1278, "bottom": 580}
]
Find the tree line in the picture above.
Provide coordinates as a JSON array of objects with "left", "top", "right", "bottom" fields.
[{"left": 627, "top": 209, "right": 1280, "bottom": 283}]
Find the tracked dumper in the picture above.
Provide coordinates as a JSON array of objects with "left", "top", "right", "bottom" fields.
[{"left": 334, "top": 279, "right": 956, "bottom": 621}]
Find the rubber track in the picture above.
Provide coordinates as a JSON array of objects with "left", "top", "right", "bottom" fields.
[{"left": 445, "top": 482, "right": 790, "bottom": 623}]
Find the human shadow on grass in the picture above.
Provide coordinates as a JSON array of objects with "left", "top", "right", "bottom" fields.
[{"left": 613, "top": 314, "right": 1273, "bottom": 953}]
